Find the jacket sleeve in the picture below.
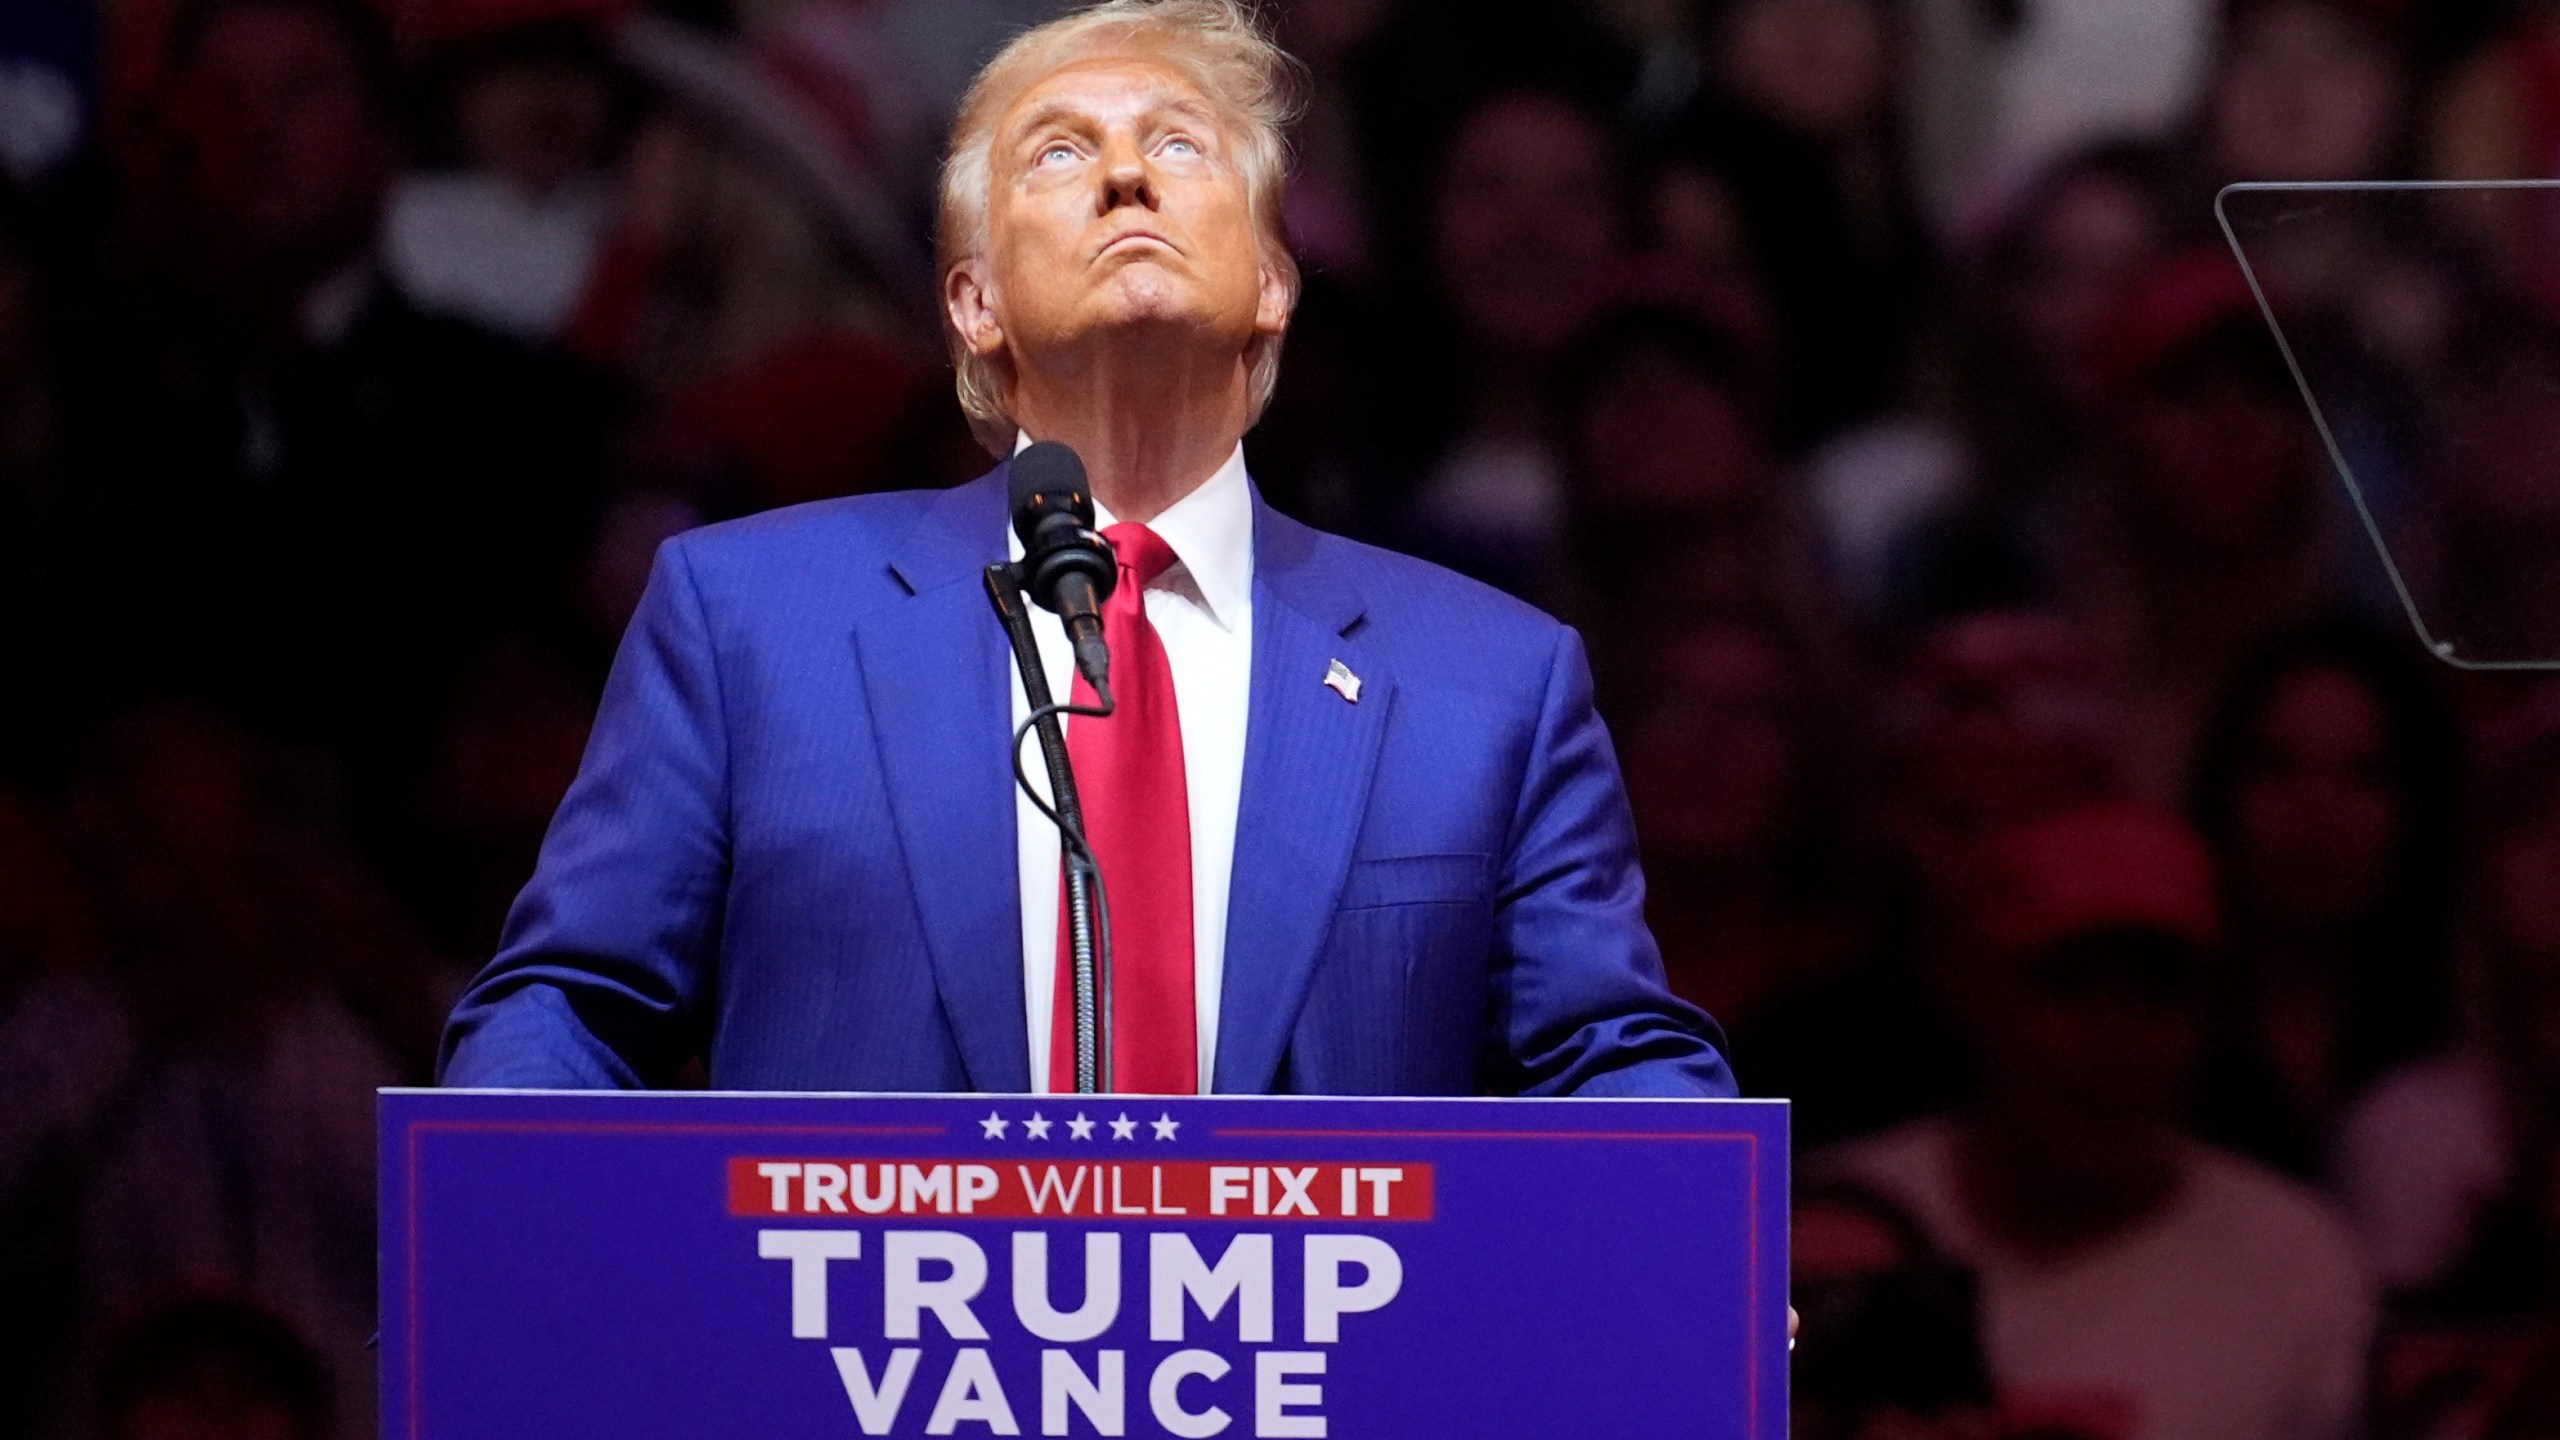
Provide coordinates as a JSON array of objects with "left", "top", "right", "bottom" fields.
[
  {"left": 1484, "top": 624, "right": 1739, "bottom": 1099},
  {"left": 438, "top": 537, "right": 731, "bottom": 1088}
]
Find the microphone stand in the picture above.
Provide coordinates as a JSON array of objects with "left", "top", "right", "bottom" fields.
[{"left": 984, "top": 563, "right": 1114, "bottom": 1094}]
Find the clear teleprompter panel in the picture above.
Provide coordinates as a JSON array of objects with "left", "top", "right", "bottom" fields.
[{"left": 2222, "top": 180, "right": 2560, "bottom": 670}]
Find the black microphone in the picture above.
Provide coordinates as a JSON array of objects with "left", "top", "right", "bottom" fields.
[{"left": 1009, "top": 441, "right": 1117, "bottom": 692}]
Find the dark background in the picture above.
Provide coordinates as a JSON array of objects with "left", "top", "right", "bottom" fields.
[{"left": 5, "top": 0, "right": 2560, "bottom": 1436}]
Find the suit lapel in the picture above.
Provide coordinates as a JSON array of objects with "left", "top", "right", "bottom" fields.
[
  {"left": 850, "top": 469, "right": 1032, "bottom": 1092},
  {"left": 1215, "top": 503, "right": 1390, "bottom": 1094}
]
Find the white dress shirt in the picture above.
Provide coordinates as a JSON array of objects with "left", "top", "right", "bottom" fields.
[{"left": 1010, "top": 442, "right": 1255, "bottom": 1093}]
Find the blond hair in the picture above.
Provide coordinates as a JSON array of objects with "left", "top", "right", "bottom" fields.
[{"left": 937, "top": 0, "right": 1304, "bottom": 455}]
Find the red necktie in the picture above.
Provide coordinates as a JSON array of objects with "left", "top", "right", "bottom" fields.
[{"left": 1051, "top": 523, "right": 1197, "bottom": 1094}]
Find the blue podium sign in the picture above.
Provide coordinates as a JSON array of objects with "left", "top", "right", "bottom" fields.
[{"left": 380, "top": 1091, "right": 1787, "bottom": 1438}]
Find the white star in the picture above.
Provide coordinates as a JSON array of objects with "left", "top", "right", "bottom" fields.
[
  {"left": 1022, "top": 1112, "right": 1053, "bottom": 1140},
  {"left": 1151, "top": 1113, "right": 1180, "bottom": 1141},
  {"left": 979, "top": 1112, "right": 1009, "bottom": 1140},
  {"left": 1067, "top": 1112, "right": 1097, "bottom": 1141},
  {"left": 1109, "top": 1113, "right": 1139, "bottom": 1141}
]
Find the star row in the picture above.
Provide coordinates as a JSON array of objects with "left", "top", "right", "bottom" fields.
[{"left": 980, "top": 1111, "right": 1180, "bottom": 1142}]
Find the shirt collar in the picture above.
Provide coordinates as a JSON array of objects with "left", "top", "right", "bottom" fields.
[{"left": 1011, "top": 435, "right": 1254, "bottom": 632}]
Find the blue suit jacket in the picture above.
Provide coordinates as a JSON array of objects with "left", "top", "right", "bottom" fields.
[{"left": 439, "top": 466, "right": 1735, "bottom": 1098}]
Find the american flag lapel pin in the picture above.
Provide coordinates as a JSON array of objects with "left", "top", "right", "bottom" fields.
[{"left": 1324, "top": 658, "right": 1362, "bottom": 704}]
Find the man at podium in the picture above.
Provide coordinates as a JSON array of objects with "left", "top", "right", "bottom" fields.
[{"left": 438, "top": 0, "right": 1734, "bottom": 1100}]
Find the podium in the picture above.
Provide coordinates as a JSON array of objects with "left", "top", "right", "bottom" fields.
[{"left": 380, "top": 1090, "right": 1788, "bottom": 1437}]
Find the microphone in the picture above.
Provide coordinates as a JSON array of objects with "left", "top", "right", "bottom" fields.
[{"left": 1009, "top": 442, "right": 1117, "bottom": 692}]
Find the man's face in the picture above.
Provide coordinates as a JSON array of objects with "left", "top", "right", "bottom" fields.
[
  {"left": 2018, "top": 175, "right": 2159, "bottom": 407},
  {"left": 2122, "top": 352, "right": 2318, "bottom": 557},
  {"left": 1431, "top": 94, "right": 1616, "bottom": 354},
  {"left": 172, "top": 4, "right": 388, "bottom": 267},
  {"left": 1893, "top": 616, "right": 2115, "bottom": 846},
  {"left": 2231, "top": 666, "right": 2400, "bottom": 933},
  {"left": 1622, "top": 630, "right": 1799, "bottom": 865},
  {"left": 458, "top": 57, "right": 615, "bottom": 193},
  {"left": 2212, "top": 0, "right": 2401, "bottom": 183},
  {"left": 952, "top": 56, "right": 1285, "bottom": 381},
  {"left": 1965, "top": 929, "right": 2206, "bottom": 1157},
  {"left": 1572, "top": 351, "right": 1762, "bottom": 512},
  {"left": 1725, "top": 0, "right": 1889, "bottom": 139}
]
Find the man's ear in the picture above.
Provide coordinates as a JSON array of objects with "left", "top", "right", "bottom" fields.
[
  {"left": 1253, "top": 256, "right": 1295, "bottom": 339},
  {"left": 945, "top": 262, "right": 1007, "bottom": 358}
]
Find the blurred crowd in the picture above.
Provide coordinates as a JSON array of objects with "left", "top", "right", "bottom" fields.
[{"left": 8, "top": 0, "right": 2560, "bottom": 1436}]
